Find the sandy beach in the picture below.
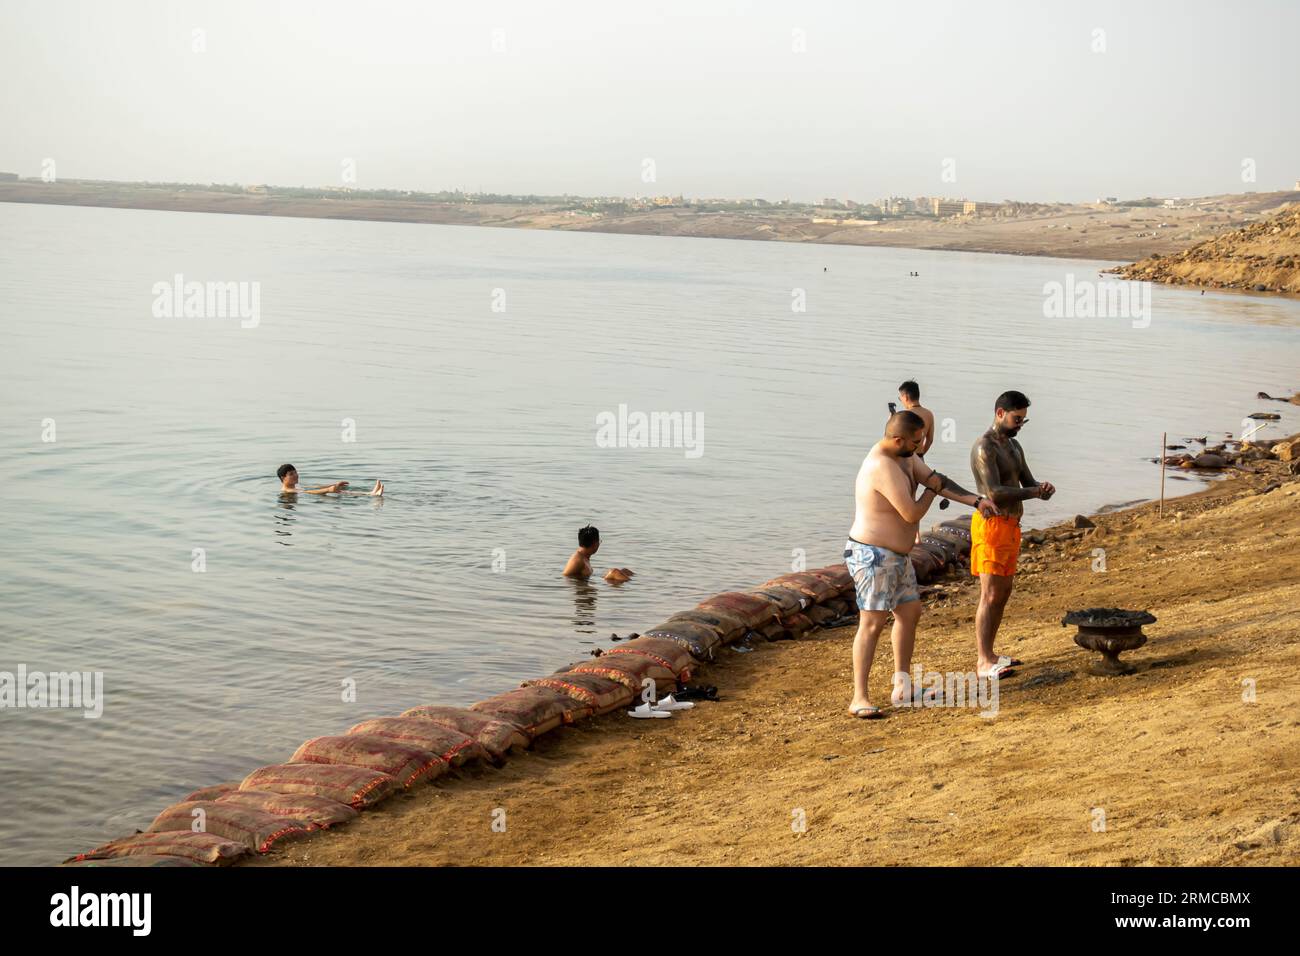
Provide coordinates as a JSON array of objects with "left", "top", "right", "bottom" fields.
[{"left": 250, "top": 471, "right": 1300, "bottom": 868}]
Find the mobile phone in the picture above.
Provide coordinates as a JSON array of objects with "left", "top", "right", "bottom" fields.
[{"left": 888, "top": 402, "right": 897, "bottom": 414}]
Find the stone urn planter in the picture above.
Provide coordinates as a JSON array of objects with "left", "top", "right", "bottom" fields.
[{"left": 1062, "top": 608, "right": 1156, "bottom": 676}]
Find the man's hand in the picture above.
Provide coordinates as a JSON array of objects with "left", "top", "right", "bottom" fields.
[
  {"left": 330, "top": 481, "right": 350, "bottom": 493},
  {"left": 1036, "top": 481, "right": 1055, "bottom": 500},
  {"left": 976, "top": 497, "right": 1001, "bottom": 518}
]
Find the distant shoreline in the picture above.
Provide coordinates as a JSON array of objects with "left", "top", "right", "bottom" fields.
[{"left": 6, "top": 181, "right": 1297, "bottom": 265}]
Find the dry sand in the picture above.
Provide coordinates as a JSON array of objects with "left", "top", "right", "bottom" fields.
[{"left": 253, "top": 474, "right": 1300, "bottom": 867}]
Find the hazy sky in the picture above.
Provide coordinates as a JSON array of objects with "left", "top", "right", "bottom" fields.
[{"left": 2, "top": 0, "right": 1297, "bottom": 202}]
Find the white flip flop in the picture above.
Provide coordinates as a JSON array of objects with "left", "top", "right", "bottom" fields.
[
  {"left": 628, "top": 702, "right": 672, "bottom": 719},
  {"left": 979, "top": 661, "right": 1015, "bottom": 680},
  {"left": 652, "top": 694, "right": 695, "bottom": 712}
]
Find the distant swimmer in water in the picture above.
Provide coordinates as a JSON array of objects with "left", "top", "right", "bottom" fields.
[
  {"left": 897, "top": 380, "right": 935, "bottom": 458},
  {"left": 563, "top": 524, "right": 634, "bottom": 583},
  {"left": 277, "top": 463, "right": 384, "bottom": 496}
]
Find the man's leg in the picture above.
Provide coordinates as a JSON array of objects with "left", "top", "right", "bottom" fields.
[
  {"left": 976, "top": 573, "right": 1015, "bottom": 673},
  {"left": 889, "top": 599, "right": 923, "bottom": 704},
  {"left": 850, "top": 609, "right": 890, "bottom": 710}
]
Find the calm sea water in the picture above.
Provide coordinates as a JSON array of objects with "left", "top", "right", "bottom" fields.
[{"left": 1, "top": 201, "right": 1298, "bottom": 865}]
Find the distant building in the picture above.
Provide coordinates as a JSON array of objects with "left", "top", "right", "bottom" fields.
[
  {"left": 0, "top": 171, "right": 18, "bottom": 182},
  {"left": 820, "top": 198, "right": 844, "bottom": 209},
  {"left": 244, "top": 184, "right": 269, "bottom": 194},
  {"left": 931, "top": 198, "right": 965, "bottom": 217}
]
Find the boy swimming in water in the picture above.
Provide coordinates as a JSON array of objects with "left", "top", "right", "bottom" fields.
[
  {"left": 563, "top": 525, "right": 634, "bottom": 582},
  {"left": 277, "top": 463, "right": 384, "bottom": 496}
]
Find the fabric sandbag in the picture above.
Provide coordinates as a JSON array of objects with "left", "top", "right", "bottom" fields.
[
  {"left": 346, "top": 717, "right": 490, "bottom": 766},
  {"left": 69, "top": 831, "right": 247, "bottom": 866},
  {"left": 807, "top": 564, "right": 854, "bottom": 596},
  {"left": 606, "top": 637, "right": 694, "bottom": 679},
  {"left": 909, "top": 547, "right": 940, "bottom": 583},
  {"left": 290, "top": 735, "right": 445, "bottom": 788},
  {"left": 782, "top": 612, "right": 814, "bottom": 634},
  {"left": 928, "top": 527, "right": 971, "bottom": 554},
  {"left": 806, "top": 604, "right": 837, "bottom": 625},
  {"left": 920, "top": 534, "right": 959, "bottom": 563},
  {"left": 147, "top": 801, "right": 311, "bottom": 854},
  {"left": 216, "top": 790, "right": 358, "bottom": 828},
  {"left": 398, "top": 706, "right": 530, "bottom": 760},
  {"left": 64, "top": 855, "right": 204, "bottom": 867},
  {"left": 523, "top": 673, "right": 634, "bottom": 715},
  {"left": 696, "top": 592, "right": 779, "bottom": 628},
  {"left": 566, "top": 653, "right": 679, "bottom": 695},
  {"left": 642, "top": 619, "right": 722, "bottom": 661},
  {"left": 183, "top": 782, "right": 240, "bottom": 803},
  {"left": 240, "top": 762, "right": 398, "bottom": 809},
  {"left": 761, "top": 572, "right": 836, "bottom": 603},
  {"left": 470, "top": 686, "right": 593, "bottom": 739},
  {"left": 747, "top": 585, "right": 807, "bottom": 615},
  {"left": 664, "top": 608, "right": 748, "bottom": 643}
]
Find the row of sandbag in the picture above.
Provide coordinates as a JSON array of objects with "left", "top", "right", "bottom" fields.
[
  {"left": 911, "top": 513, "right": 974, "bottom": 583},
  {"left": 65, "top": 564, "right": 862, "bottom": 867}
]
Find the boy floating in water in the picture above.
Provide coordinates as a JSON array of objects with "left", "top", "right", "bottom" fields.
[
  {"left": 563, "top": 525, "right": 634, "bottom": 583},
  {"left": 277, "top": 463, "right": 384, "bottom": 496}
]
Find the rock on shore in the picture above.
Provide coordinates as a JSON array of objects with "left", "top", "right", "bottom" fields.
[{"left": 1110, "top": 204, "right": 1300, "bottom": 293}]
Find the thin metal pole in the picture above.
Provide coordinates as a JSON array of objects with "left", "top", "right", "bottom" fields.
[{"left": 1159, "top": 431, "right": 1167, "bottom": 517}]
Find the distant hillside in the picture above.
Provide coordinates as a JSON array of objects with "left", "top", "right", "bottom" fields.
[{"left": 1112, "top": 203, "right": 1300, "bottom": 293}]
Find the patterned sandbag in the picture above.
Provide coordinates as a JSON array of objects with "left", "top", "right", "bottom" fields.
[
  {"left": 758, "top": 620, "right": 788, "bottom": 640},
  {"left": 606, "top": 637, "right": 695, "bottom": 678},
  {"left": 69, "top": 831, "right": 247, "bottom": 866},
  {"left": 641, "top": 619, "right": 722, "bottom": 661},
  {"left": 398, "top": 705, "right": 530, "bottom": 760},
  {"left": 523, "top": 673, "right": 634, "bottom": 715},
  {"left": 566, "top": 653, "right": 679, "bottom": 695},
  {"left": 807, "top": 564, "right": 854, "bottom": 596},
  {"left": 290, "top": 735, "right": 446, "bottom": 788},
  {"left": 747, "top": 585, "right": 807, "bottom": 615},
  {"left": 240, "top": 762, "right": 398, "bottom": 809},
  {"left": 64, "top": 855, "right": 204, "bottom": 867},
  {"left": 928, "top": 527, "right": 971, "bottom": 554},
  {"left": 761, "top": 572, "right": 836, "bottom": 603},
  {"left": 183, "top": 782, "right": 240, "bottom": 803},
  {"left": 697, "top": 592, "right": 779, "bottom": 628},
  {"left": 147, "top": 801, "right": 312, "bottom": 853},
  {"left": 346, "top": 717, "right": 490, "bottom": 766},
  {"left": 920, "top": 534, "right": 960, "bottom": 563},
  {"left": 663, "top": 608, "right": 748, "bottom": 642},
  {"left": 918, "top": 539, "right": 953, "bottom": 567},
  {"left": 823, "top": 596, "right": 853, "bottom": 617},
  {"left": 470, "top": 686, "right": 593, "bottom": 739},
  {"left": 941, "top": 514, "right": 973, "bottom": 530},
  {"left": 216, "top": 790, "right": 358, "bottom": 828}
]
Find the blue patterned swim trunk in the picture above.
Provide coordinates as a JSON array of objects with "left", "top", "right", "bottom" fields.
[{"left": 843, "top": 539, "right": 920, "bottom": 611}]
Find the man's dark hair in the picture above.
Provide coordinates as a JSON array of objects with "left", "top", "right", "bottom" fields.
[
  {"left": 885, "top": 410, "right": 926, "bottom": 437},
  {"left": 995, "top": 391, "right": 1031, "bottom": 413},
  {"left": 276, "top": 463, "right": 296, "bottom": 481},
  {"left": 578, "top": 525, "right": 600, "bottom": 548},
  {"left": 898, "top": 380, "right": 920, "bottom": 402}
]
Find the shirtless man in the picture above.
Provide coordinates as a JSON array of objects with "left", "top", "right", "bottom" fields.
[
  {"left": 898, "top": 380, "right": 935, "bottom": 457},
  {"left": 969, "top": 391, "right": 1056, "bottom": 679},
  {"left": 563, "top": 525, "right": 634, "bottom": 583},
  {"left": 277, "top": 463, "right": 384, "bottom": 496},
  {"left": 846, "top": 411, "right": 999, "bottom": 718}
]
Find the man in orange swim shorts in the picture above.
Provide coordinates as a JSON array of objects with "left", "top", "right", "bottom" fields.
[{"left": 969, "top": 391, "right": 1056, "bottom": 680}]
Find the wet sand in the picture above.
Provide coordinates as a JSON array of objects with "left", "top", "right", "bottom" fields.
[{"left": 253, "top": 474, "right": 1300, "bottom": 867}]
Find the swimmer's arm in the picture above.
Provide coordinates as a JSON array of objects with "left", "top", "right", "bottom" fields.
[
  {"left": 971, "top": 443, "right": 1040, "bottom": 507},
  {"left": 298, "top": 482, "right": 348, "bottom": 495}
]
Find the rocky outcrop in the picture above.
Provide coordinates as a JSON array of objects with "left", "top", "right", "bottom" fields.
[{"left": 1110, "top": 204, "right": 1300, "bottom": 293}]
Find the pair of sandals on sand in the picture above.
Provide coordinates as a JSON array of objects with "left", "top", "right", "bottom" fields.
[
  {"left": 628, "top": 684, "right": 718, "bottom": 718},
  {"left": 849, "top": 655, "right": 1022, "bottom": 719}
]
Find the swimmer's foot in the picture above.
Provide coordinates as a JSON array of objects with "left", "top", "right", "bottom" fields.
[{"left": 368, "top": 479, "right": 385, "bottom": 496}]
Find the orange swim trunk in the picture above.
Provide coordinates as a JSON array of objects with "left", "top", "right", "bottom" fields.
[{"left": 970, "top": 512, "right": 1021, "bottom": 577}]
